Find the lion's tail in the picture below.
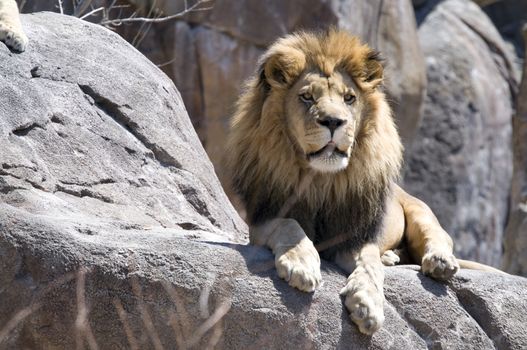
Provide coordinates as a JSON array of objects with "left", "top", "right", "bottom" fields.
[{"left": 457, "top": 259, "right": 507, "bottom": 274}]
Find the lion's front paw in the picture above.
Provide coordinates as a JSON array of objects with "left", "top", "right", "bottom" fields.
[
  {"left": 0, "top": 24, "right": 28, "bottom": 52},
  {"left": 381, "top": 250, "right": 400, "bottom": 266},
  {"left": 340, "top": 277, "right": 384, "bottom": 334},
  {"left": 275, "top": 239, "right": 321, "bottom": 292},
  {"left": 421, "top": 251, "right": 459, "bottom": 280}
]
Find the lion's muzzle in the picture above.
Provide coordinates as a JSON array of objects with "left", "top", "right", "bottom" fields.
[{"left": 307, "top": 141, "right": 350, "bottom": 173}]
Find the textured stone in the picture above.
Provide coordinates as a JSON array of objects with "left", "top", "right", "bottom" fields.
[
  {"left": 405, "top": 0, "right": 518, "bottom": 267},
  {"left": 4, "top": 205, "right": 527, "bottom": 349},
  {"left": 0, "top": 11, "right": 246, "bottom": 241},
  {"left": 503, "top": 27, "right": 527, "bottom": 276}
]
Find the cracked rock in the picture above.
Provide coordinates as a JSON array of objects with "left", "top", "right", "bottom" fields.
[
  {"left": 405, "top": 0, "right": 518, "bottom": 267},
  {"left": 0, "top": 12, "right": 526, "bottom": 350}
]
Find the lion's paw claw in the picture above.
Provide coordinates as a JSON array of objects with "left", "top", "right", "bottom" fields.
[
  {"left": 341, "top": 280, "right": 384, "bottom": 335},
  {"left": 341, "top": 288, "right": 384, "bottom": 335},
  {"left": 275, "top": 241, "right": 321, "bottom": 292},
  {"left": 381, "top": 250, "right": 400, "bottom": 266},
  {"left": 422, "top": 251, "right": 459, "bottom": 280}
]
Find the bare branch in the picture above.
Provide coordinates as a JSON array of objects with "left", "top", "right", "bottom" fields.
[
  {"left": 19, "top": 0, "right": 27, "bottom": 12},
  {"left": 0, "top": 272, "right": 76, "bottom": 345},
  {"left": 131, "top": 0, "right": 158, "bottom": 47},
  {"left": 73, "top": 0, "right": 95, "bottom": 17},
  {"left": 0, "top": 303, "right": 41, "bottom": 343},
  {"left": 80, "top": 7, "right": 105, "bottom": 20},
  {"left": 167, "top": 312, "right": 187, "bottom": 350},
  {"left": 162, "top": 281, "right": 193, "bottom": 348},
  {"left": 100, "top": 0, "right": 213, "bottom": 26},
  {"left": 157, "top": 56, "right": 179, "bottom": 68},
  {"left": 186, "top": 300, "right": 231, "bottom": 347}
]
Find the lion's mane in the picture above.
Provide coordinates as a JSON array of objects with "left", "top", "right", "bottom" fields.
[{"left": 227, "top": 30, "right": 403, "bottom": 257}]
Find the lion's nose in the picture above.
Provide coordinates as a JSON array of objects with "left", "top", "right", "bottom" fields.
[{"left": 317, "top": 117, "right": 346, "bottom": 134}]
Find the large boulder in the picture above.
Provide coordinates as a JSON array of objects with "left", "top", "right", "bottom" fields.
[
  {"left": 405, "top": 0, "right": 518, "bottom": 267},
  {"left": 1, "top": 11, "right": 527, "bottom": 349}
]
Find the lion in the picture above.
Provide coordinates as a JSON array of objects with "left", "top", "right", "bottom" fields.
[
  {"left": 226, "top": 29, "right": 503, "bottom": 335},
  {"left": 0, "top": 0, "right": 27, "bottom": 52}
]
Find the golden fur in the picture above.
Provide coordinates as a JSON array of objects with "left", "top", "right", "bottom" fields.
[{"left": 228, "top": 30, "right": 401, "bottom": 214}]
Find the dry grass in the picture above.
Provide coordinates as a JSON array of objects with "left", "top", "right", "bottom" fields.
[{"left": 0, "top": 264, "right": 235, "bottom": 349}]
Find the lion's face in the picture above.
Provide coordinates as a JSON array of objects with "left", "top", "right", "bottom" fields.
[
  {"left": 285, "top": 70, "right": 363, "bottom": 173},
  {"left": 228, "top": 30, "right": 402, "bottom": 211}
]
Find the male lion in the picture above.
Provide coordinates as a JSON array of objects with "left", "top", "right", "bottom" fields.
[
  {"left": 0, "top": 0, "right": 27, "bottom": 52},
  {"left": 227, "top": 29, "right": 501, "bottom": 335}
]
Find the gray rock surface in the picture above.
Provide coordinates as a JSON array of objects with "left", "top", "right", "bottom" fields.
[
  {"left": 405, "top": 0, "right": 518, "bottom": 267},
  {"left": 1, "top": 11, "right": 527, "bottom": 350},
  {"left": 503, "top": 27, "right": 527, "bottom": 276},
  {"left": 0, "top": 10, "right": 246, "bottom": 242}
]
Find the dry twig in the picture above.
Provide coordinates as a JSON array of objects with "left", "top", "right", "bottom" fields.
[
  {"left": 131, "top": 277, "right": 165, "bottom": 350},
  {"left": 113, "top": 298, "right": 140, "bottom": 350},
  {"left": 100, "top": 0, "right": 213, "bottom": 26},
  {"left": 75, "top": 267, "right": 99, "bottom": 350},
  {"left": 0, "top": 271, "right": 76, "bottom": 345}
]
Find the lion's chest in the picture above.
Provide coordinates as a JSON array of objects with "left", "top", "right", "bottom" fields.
[{"left": 287, "top": 197, "right": 384, "bottom": 258}]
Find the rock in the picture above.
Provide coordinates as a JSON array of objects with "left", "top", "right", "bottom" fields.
[
  {"left": 4, "top": 207, "right": 527, "bottom": 349},
  {"left": 405, "top": 0, "right": 518, "bottom": 267},
  {"left": 503, "top": 27, "right": 527, "bottom": 276},
  {"left": 1, "top": 11, "right": 527, "bottom": 350},
  {"left": 0, "top": 11, "right": 246, "bottom": 241}
]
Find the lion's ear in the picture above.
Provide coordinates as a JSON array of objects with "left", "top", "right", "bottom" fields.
[
  {"left": 364, "top": 50, "right": 384, "bottom": 88},
  {"left": 259, "top": 48, "right": 306, "bottom": 89}
]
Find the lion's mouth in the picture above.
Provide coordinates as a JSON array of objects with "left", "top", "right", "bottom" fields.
[
  {"left": 307, "top": 141, "right": 350, "bottom": 173},
  {"left": 307, "top": 142, "right": 348, "bottom": 160}
]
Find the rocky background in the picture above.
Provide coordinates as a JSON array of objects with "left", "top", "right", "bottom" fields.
[
  {"left": 15, "top": 0, "right": 527, "bottom": 272},
  {"left": 1, "top": 10, "right": 527, "bottom": 350}
]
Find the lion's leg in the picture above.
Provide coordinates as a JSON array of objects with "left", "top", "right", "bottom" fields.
[
  {"left": 0, "top": 0, "right": 28, "bottom": 52},
  {"left": 250, "top": 218, "right": 321, "bottom": 292},
  {"left": 378, "top": 191, "right": 405, "bottom": 263},
  {"left": 395, "top": 184, "right": 459, "bottom": 280},
  {"left": 336, "top": 244, "right": 384, "bottom": 335}
]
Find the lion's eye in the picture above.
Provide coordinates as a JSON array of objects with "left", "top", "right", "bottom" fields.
[
  {"left": 344, "top": 94, "right": 356, "bottom": 104},
  {"left": 299, "top": 92, "right": 314, "bottom": 103}
]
